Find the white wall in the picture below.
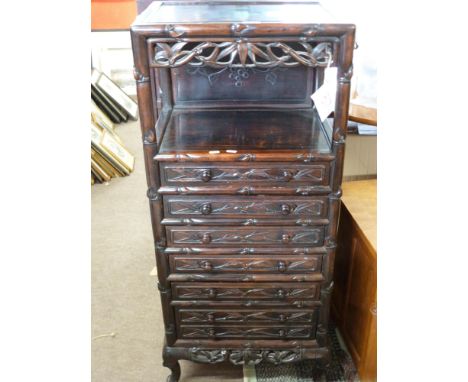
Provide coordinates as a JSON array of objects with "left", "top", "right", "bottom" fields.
[{"left": 91, "top": 31, "right": 136, "bottom": 97}]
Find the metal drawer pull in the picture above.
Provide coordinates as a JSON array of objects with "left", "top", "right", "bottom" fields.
[
  {"left": 279, "top": 314, "right": 286, "bottom": 322},
  {"left": 282, "top": 170, "right": 293, "bottom": 181},
  {"left": 206, "top": 289, "right": 217, "bottom": 298},
  {"left": 200, "top": 260, "right": 213, "bottom": 271},
  {"left": 201, "top": 233, "right": 212, "bottom": 244},
  {"left": 281, "top": 204, "right": 291, "bottom": 215},
  {"left": 277, "top": 289, "right": 286, "bottom": 299},
  {"left": 208, "top": 328, "right": 215, "bottom": 337},
  {"left": 200, "top": 203, "right": 212, "bottom": 215},
  {"left": 200, "top": 169, "right": 212, "bottom": 182},
  {"left": 207, "top": 313, "right": 215, "bottom": 323},
  {"left": 277, "top": 261, "right": 287, "bottom": 272},
  {"left": 281, "top": 234, "right": 291, "bottom": 244},
  {"left": 278, "top": 329, "right": 286, "bottom": 338}
]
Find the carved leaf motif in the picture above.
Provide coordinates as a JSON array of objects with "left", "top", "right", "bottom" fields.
[
  {"left": 189, "top": 348, "right": 227, "bottom": 363},
  {"left": 169, "top": 200, "right": 324, "bottom": 216},
  {"left": 288, "top": 288, "right": 313, "bottom": 298},
  {"left": 172, "top": 228, "right": 322, "bottom": 244},
  {"left": 153, "top": 41, "right": 332, "bottom": 68},
  {"left": 175, "top": 258, "right": 317, "bottom": 272},
  {"left": 176, "top": 286, "right": 317, "bottom": 300},
  {"left": 294, "top": 168, "right": 324, "bottom": 181},
  {"left": 165, "top": 166, "right": 325, "bottom": 183},
  {"left": 287, "top": 312, "right": 313, "bottom": 322},
  {"left": 286, "top": 260, "right": 311, "bottom": 271},
  {"left": 180, "top": 311, "right": 313, "bottom": 323},
  {"left": 238, "top": 42, "right": 248, "bottom": 65},
  {"left": 181, "top": 312, "right": 207, "bottom": 322},
  {"left": 291, "top": 231, "right": 320, "bottom": 243},
  {"left": 188, "top": 348, "right": 304, "bottom": 366},
  {"left": 230, "top": 350, "right": 265, "bottom": 365},
  {"left": 265, "top": 350, "right": 302, "bottom": 365}
]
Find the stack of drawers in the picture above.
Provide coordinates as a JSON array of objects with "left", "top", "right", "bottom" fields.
[{"left": 153, "top": 156, "right": 340, "bottom": 362}]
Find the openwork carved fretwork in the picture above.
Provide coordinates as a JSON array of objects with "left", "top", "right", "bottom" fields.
[
  {"left": 188, "top": 348, "right": 303, "bottom": 365},
  {"left": 152, "top": 41, "right": 332, "bottom": 68}
]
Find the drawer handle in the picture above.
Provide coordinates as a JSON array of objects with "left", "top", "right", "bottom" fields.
[
  {"left": 200, "top": 260, "right": 213, "bottom": 271},
  {"left": 281, "top": 234, "right": 291, "bottom": 244},
  {"left": 207, "top": 288, "right": 217, "bottom": 299},
  {"left": 208, "top": 328, "right": 215, "bottom": 337},
  {"left": 281, "top": 204, "right": 291, "bottom": 215},
  {"left": 277, "top": 261, "right": 287, "bottom": 272},
  {"left": 200, "top": 203, "right": 212, "bottom": 215},
  {"left": 282, "top": 170, "right": 293, "bottom": 181},
  {"left": 278, "top": 329, "right": 286, "bottom": 338},
  {"left": 201, "top": 233, "right": 212, "bottom": 244},
  {"left": 200, "top": 169, "right": 212, "bottom": 182},
  {"left": 277, "top": 289, "right": 286, "bottom": 299},
  {"left": 279, "top": 314, "right": 286, "bottom": 322},
  {"left": 207, "top": 313, "right": 215, "bottom": 323}
]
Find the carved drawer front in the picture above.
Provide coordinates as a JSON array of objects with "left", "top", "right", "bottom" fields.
[
  {"left": 160, "top": 162, "right": 330, "bottom": 186},
  {"left": 176, "top": 308, "right": 318, "bottom": 325},
  {"left": 163, "top": 195, "right": 328, "bottom": 218},
  {"left": 172, "top": 282, "right": 320, "bottom": 301},
  {"left": 169, "top": 255, "right": 322, "bottom": 274},
  {"left": 166, "top": 226, "right": 325, "bottom": 247},
  {"left": 179, "top": 325, "right": 314, "bottom": 340}
]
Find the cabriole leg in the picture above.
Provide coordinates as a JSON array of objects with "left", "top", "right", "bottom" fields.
[{"left": 163, "top": 347, "right": 181, "bottom": 382}]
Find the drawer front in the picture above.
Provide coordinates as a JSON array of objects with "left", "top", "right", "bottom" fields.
[
  {"left": 172, "top": 282, "right": 320, "bottom": 301},
  {"left": 166, "top": 226, "right": 325, "bottom": 246},
  {"left": 169, "top": 255, "right": 322, "bottom": 274},
  {"left": 161, "top": 162, "right": 330, "bottom": 186},
  {"left": 178, "top": 325, "right": 314, "bottom": 340},
  {"left": 163, "top": 195, "right": 328, "bottom": 218},
  {"left": 176, "top": 308, "right": 318, "bottom": 324}
]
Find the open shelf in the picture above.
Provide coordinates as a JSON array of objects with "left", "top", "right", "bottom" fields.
[{"left": 156, "top": 108, "right": 333, "bottom": 161}]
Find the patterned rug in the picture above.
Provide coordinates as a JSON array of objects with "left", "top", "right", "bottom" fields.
[{"left": 255, "top": 325, "right": 359, "bottom": 382}]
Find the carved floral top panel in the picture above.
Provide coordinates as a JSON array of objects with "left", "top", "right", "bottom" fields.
[{"left": 152, "top": 41, "right": 332, "bottom": 68}]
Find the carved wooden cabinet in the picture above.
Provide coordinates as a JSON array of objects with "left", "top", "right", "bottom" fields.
[{"left": 131, "top": 2, "right": 354, "bottom": 380}]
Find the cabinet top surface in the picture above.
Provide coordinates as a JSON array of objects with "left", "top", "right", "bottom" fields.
[{"left": 134, "top": 1, "right": 337, "bottom": 25}]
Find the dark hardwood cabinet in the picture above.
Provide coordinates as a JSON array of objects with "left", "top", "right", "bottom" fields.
[{"left": 131, "top": 2, "right": 355, "bottom": 380}]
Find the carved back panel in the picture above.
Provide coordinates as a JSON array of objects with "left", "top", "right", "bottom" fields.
[{"left": 150, "top": 39, "right": 333, "bottom": 109}]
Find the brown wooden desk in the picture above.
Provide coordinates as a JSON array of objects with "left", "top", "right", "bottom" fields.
[{"left": 332, "top": 180, "right": 377, "bottom": 381}]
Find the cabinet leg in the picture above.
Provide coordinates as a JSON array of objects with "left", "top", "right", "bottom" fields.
[{"left": 163, "top": 357, "right": 181, "bottom": 382}]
